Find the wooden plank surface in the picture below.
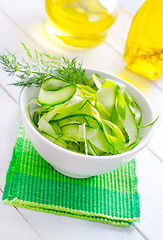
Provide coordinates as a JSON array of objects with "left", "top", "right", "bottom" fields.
[
  {"left": 17, "top": 207, "right": 145, "bottom": 240},
  {"left": 0, "top": 190, "right": 41, "bottom": 240},
  {"left": 0, "top": 10, "right": 143, "bottom": 239},
  {"left": 135, "top": 149, "right": 163, "bottom": 240},
  {"left": 0, "top": 88, "right": 20, "bottom": 188},
  {"left": 0, "top": 0, "right": 163, "bottom": 239}
]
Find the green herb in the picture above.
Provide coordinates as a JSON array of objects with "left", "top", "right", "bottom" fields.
[{"left": 0, "top": 43, "right": 88, "bottom": 87}]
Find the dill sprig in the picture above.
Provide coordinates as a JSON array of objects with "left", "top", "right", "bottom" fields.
[{"left": 0, "top": 43, "right": 88, "bottom": 87}]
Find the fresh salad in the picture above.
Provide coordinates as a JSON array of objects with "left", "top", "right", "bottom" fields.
[
  {"left": 0, "top": 44, "right": 157, "bottom": 156},
  {"left": 28, "top": 74, "right": 144, "bottom": 156}
]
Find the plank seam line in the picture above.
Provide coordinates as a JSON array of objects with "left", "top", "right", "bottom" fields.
[
  {"left": 1, "top": 184, "right": 147, "bottom": 240},
  {"left": 0, "top": 83, "right": 18, "bottom": 104},
  {"left": 0, "top": 189, "right": 43, "bottom": 240},
  {"left": 146, "top": 146, "right": 163, "bottom": 163},
  {"left": 14, "top": 206, "right": 45, "bottom": 240},
  {"left": 132, "top": 223, "right": 150, "bottom": 240},
  {"left": 103, "top": 41, "right": 120, "bottom": 56},
  {"left": 154, "top": 82, "right": 163, "bottom": 94},
  {"left": 0, "top": 173, "right": 42, "bottom": 239}
]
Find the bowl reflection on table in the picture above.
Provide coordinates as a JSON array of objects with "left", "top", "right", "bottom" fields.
[{"left": 19, "top": 68, "right": 155, "bottom": 178}]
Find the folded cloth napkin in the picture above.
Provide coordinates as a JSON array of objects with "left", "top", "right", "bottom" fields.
[{"left": 2, "top": 124, "right": 140, "bottom": 226}]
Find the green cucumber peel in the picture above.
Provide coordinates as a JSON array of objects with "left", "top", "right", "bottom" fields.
[
  {"left": 27, "top": 74, "right": 157, "bottom": 156},
  {"left": 41, "top": 77, "right": 69, "bottom": 91},
  {"left": 92, "top": 73, "right": 104, "bottom": 89},
  {"left": 38, "top": 84, "right": 76, "bottom": 106},
  {"left": 138, "top": 116, "right": 159, "bottom": 128}
]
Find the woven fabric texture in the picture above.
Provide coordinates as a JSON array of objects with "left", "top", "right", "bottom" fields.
[{"left": 2, "top": 124, "right": 140, "bottom": 226}]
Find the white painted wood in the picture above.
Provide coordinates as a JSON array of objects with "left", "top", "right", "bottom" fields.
[
  {"left": 135, "top": 148, "right": 163, "bottom": 240},
  {"left": 0, "top": 191, "right": 41, "bottom": 240},
  {"left": 0, "top": 0, "right": 163, "bottom": 239},
  {"left": 17, "top": 208, "right": 144, "bottom": 240},
  {"left": 106, "top": 5, "right": 133, "bottom": 54},
  {"left": 0, "top": 87, "right": 20, "bottom": 189},
  {"left": 118, "top": 0, "right": 145, "bottom": 15},
  {"left": 0, "top": 0, "right": 159, "bottom": 93},
  {"left": 0, "top": 8, "right": 124, "bottom": 95}
]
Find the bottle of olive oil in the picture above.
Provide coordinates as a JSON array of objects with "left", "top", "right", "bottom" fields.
[
  {"left": 45, "top": 0, "right": 118, "bottom": 47},
  {"left": 124, "top": 0, "right": 163, "bottom": 80}
]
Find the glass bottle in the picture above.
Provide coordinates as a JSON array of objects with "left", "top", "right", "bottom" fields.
[
  {"left": 45, "top": 0, "right": 118, "bottom": 47},
  {"left": 124, "top": 0, "right": 163, "bottom": 80}
]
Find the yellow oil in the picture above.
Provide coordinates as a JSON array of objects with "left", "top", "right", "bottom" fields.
[
  {"left": 45, "top": 0, "right": 118, "bottom": 47},
  {"left": 124, "top": 0, "right": 163, "bottom": 80}
]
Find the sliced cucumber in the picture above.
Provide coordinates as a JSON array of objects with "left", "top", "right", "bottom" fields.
[
  {"left": 61, "top": 124, "right": 111, "bottom": 153},
  {"left": 57, "top": 99, "right": 87, "bottom": 116},
  {"left": 87, "top": 141, "right": 105, "bottom": 156},
  {"left": 101, "top": 80, "right": 115, "bottom": 88},
  {"left": 117, "top": 89, "right": 126, "bottom": 120},
  {"left": 38, "top": 116, "right": 59, "bottom": 138},
  {"left": 130, "top": 101, "right": 142, "bottom": 125},
  {"left": 42, "top": 77, "right": 69, "bottom": 91},
  {"left": 50, "top": 122, "right": 62, "bottom": 134},
  {"left": 120, "top": 105, "right": 139, "bottom": 146},
  {"left": 103, "top": 119, "right": 126, "bottom": 142},
  {"left": 92, "top": 73, "right": 104, "bottom": 89},
  {"left": 87, "top": 139, "right": 99, "bottom": 156},
  {"left": 127, "top": 137, "right": 142, "bottom": 151},
  {"left": 41, "top": 132, "right": 57, "bottom": 143},
  {"left": 77, "top": 84, "right": 96, "bottom": 94},
  {"left": 88, "top": 129, "right": 112, "bottom": 154},
  {"left": 40, "top": 132, "right": 68, "bottom": 148},
  {"left": 97, "top": 102, "right": 111, "bottom": 120},
  {"left": 125, "top": 92, "right": 142, "bottom": 125},
  {"left": 96, "top": 84, "right": 117, "bottom": 114},
  {"left": 54, "top": 113, "right": 101, "bottom": 130},
  {"left": 38, "top": 85, "right": 76, "bottom": 106},
  {"left": 27, "top": 72, "right": 155, "bottom": 156},
  {"left": 44, "top": 103, "right": 66, "bottom": 122},
  {"left": 106, "top": 135, "right": 128, "bottom": 153},
  {"left": 57, "top": 115, "right": 86, "bottom": 128}
]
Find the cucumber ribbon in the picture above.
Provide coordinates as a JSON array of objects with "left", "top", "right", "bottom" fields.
[{"left": 28, "top": 75, "right": 158, "bottom": 156}]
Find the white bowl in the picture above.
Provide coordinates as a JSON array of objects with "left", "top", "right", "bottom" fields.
[{"left": 19, "top": 69, "right": 155, "bottom": 178}]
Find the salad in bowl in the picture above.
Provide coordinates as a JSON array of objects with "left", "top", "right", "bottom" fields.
[{"left": 0, "top": 44, "right": 157, "bottom": 177}]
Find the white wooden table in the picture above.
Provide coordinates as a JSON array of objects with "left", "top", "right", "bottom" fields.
[{"left": 0, "top": 0, "right": 163, "bottom": 239}]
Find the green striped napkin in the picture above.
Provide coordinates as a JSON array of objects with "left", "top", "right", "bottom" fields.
[{"left": 2, "top": 124, "right": 140, "bottom": 226}]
